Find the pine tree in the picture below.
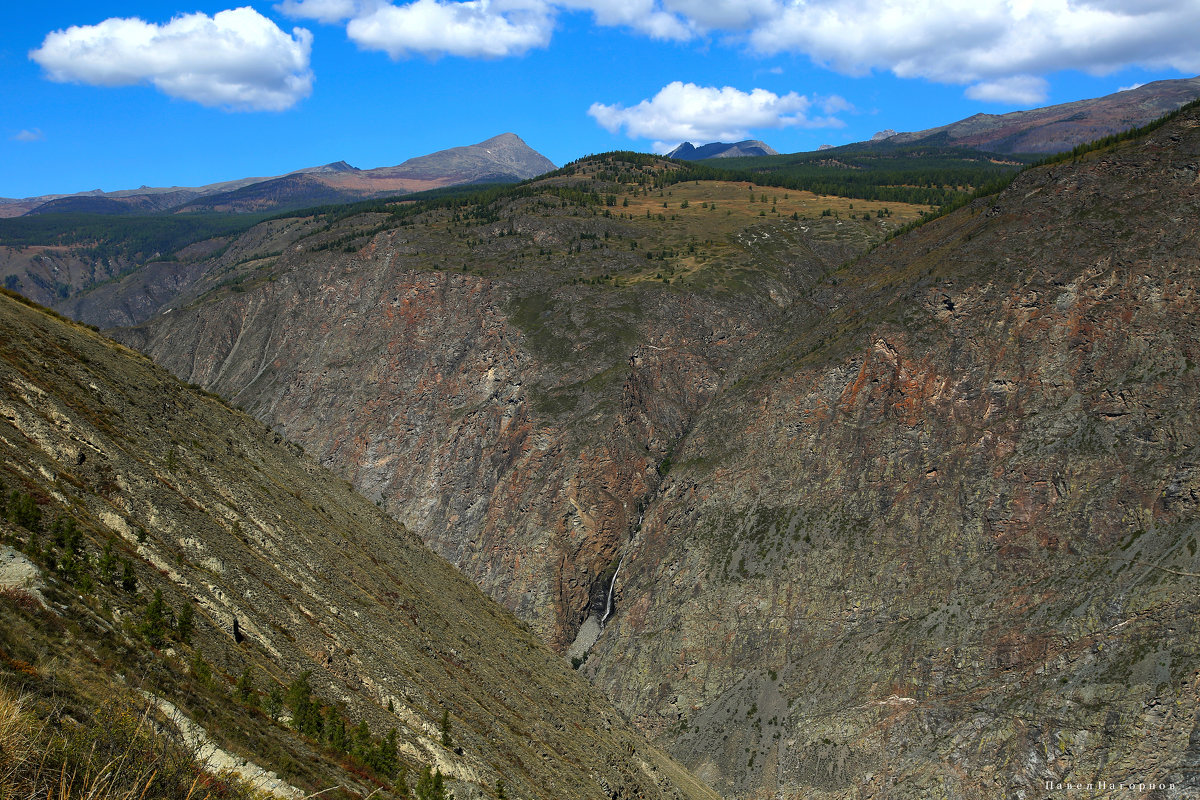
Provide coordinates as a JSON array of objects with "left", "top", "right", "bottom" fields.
[
  {"left": 265, "top": 683, "right": 284, "bottom": 719},
  {"left": 415, "top": 766, "right": 448, "bottom": 800},
  {"left": 374, "top": 728, "right": 399, "bottom": 779},
  {"left": 326, "top": 710, "right": 349, "bottom": 753},
  {"left": 120, "top": 558, "right": 137, "bottom": 592},
  {"left": 141, "top": 588, "right": 172, "bottom": 647},
  {"left": 236, "top": 667, "right": 257, "bottom": 706},
  {"left": 98, "top": 538, "right": 117, "bottom": 582},
  {"left": 177, "top": 603, "right": 194, "bottom": 644},
  {"left": 286, "top": 671, "right": 323, "bottom": 739},
  {"left": 352, "top": 719, "right": 372, "bottom": 760},
  {"left": 395, "top": 764, "right": 411, "bottom": 799},
  {"left": 190, "top": 650, "right": 212, "bottom": 686}
]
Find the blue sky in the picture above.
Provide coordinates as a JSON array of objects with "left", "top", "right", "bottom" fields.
[{"left": 3, "top": 0, "right": 1199, "bottom": 199}]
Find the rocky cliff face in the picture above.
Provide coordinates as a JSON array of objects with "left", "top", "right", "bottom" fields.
[
  {"left": 583, "top": 110, "right": 1200, "bottom": 796},
  {"left": 105, "top": 109, "right": 1200, "bottom": 799},
  {"left": 0, "top": 290, "right": 717, "bottom": 800},
  {"left": 115, "top": 171, "right": 896, "bottom": 652}
]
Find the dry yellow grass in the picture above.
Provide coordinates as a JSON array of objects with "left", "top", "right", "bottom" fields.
[
  {"left": 590, "top": 180, "right": 931, "bottom": 287},
  {"left": 618, "top": 179, "right": 932, "bottom": 228},
  {"left": 0, "top": 684, "right": 269, "bottom": 800}
]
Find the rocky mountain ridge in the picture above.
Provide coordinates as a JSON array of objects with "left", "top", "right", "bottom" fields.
[
  {"left": 878, "top": 75, "right": 1200, "bottom": 153},
  {"left": 1, "top": 133, "right": 555, "bottom": 218},
  {"left": 665, "top": 141, "right": 779, "bottom": 160},
  {"left": 109, "top": 164, "right": 917, "bottom": 656},
  {"left": 585, "top": 104, "right": 1200, "bottom": 797}
]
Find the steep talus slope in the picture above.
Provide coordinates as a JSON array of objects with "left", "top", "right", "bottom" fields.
[
  {"left": 582, "top": 110, "right": 1200, "bottom": 796},
  {"left": 0, "top": 291, "right": 717, "bottom": 800},
  {"left": 114, "top": 169, "right": 912, "bottom": 651}
]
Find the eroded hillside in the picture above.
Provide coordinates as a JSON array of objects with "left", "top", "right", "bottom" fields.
[
  {"left": 583, "top": 108, "right": 1200, "bottom": 796},
  {"left": 86, "top": 105, "right": 1200, "bottom": 798},
  {"left": 0, "top": 290, "right": 716, "bottom": 800},
  {"left": 113, "top": 161, "right": 926, "bottom": 653}
]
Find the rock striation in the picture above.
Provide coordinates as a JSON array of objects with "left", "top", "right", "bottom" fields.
[{"left": 586, "top": 105, "right": 1200, "bottom": 796}]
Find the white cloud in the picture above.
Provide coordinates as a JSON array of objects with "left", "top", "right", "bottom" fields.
[
  {"left": 965, "top": 75, "right": 1049, "bottom": 104},
  {"left": 11, "top": 129, "right": 45, "bottom": 142},
  {"left": 659, "top": 0, "right": 778, "bottom": 31},
  {"left": 276, "top": 0, "right": 365, "bottom": 23},
  {"left": 747, "top": 1, "right": 1200, "bottom": 91},
  {"left": 345, "top": 0, "right": 553, "bottom": 58},
  {"left": 30, "top": 7, "right": 313, "bottom": 111},
  {"left": 1118, "top": 82, "right": 1145, "bottom": 92},
  {"left": 589, "top": 81, "right": 846, "bottom": 145},
  {"left": 554, "top": 0, "right": 692, "bottom": 40},
  {"left": 275, "top": 0, "right": 1200, "bottom": 108}
]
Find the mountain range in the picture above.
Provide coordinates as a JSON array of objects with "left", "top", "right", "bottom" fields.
[
  {"left": 873, "top": 75, "right": 1200, "bottom": 153},
  {"left": 0, "top": 133, "right": 555, "bottom": 218},
  {"left": 660, "top": 79, "right": 1200, "bottom": 165},
  {"left": 665, "top": 140, "right": 779, "bottom": 160},
  {"left": 5, "top": 84, "right": 1200, "bottom": 800}
]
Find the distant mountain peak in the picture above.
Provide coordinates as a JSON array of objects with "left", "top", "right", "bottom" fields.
[
  {"left": 371, "top": 133, "right": 556, "bottom": 183},
  {"left": 666, "top": 139, "right": 779, "bottom": 160},
  {"left": 292, "top": 160, "right": 360, "bottom": 176},
  {"left": 480, "top": 132, "right": 527, "bottom": 146}
]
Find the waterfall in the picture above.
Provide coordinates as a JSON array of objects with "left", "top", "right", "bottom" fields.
[
  {"left": 601, "top": 554, "right": 623, "bottom": 626},
  {"left": 601, "top": 511, "right": 639, "bottom": 627}
]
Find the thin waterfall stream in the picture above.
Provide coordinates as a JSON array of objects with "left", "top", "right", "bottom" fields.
[
  {"left": 565, "top": 511, "right": 642, "bottom": 664},
  {"left": 601, "top": 554, "right": 623, "bottom": 626},
  {"left": 602, "top": 510, "right": 639, "bottom": 626}
]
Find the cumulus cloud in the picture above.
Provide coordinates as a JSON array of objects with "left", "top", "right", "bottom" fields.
[
  {"left": 11, "top": 129, "right": 45, "bottom": 142},
  {"left": 276, "top": 0, "right": 365, "bottom": 23},
  {"left": 275, "top": 0, "right": 1199, "bottom": 106},
  {"left": 30, "top": 7, "right": 313, "bottom": 111},
  {"left": 659, "top": 0, "right": 778, "bottom": 31},
  {"left": 343, "top": 0, "right": 554, "bottom": 58},
  {"left": 965, "top": 75, "right": 1049, "bottom": 104},
  {"left": 282, "top": 0, "right": 778, "bottom": 46},
  {"left": 748, "top": 1, "right": 1200, "bottom": 91},
  {"left": 554, "top": 0, "right": 692, "bottom": 40},
  {"left": 589, "top": 81, "right": 846, "bottom": 146}
]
